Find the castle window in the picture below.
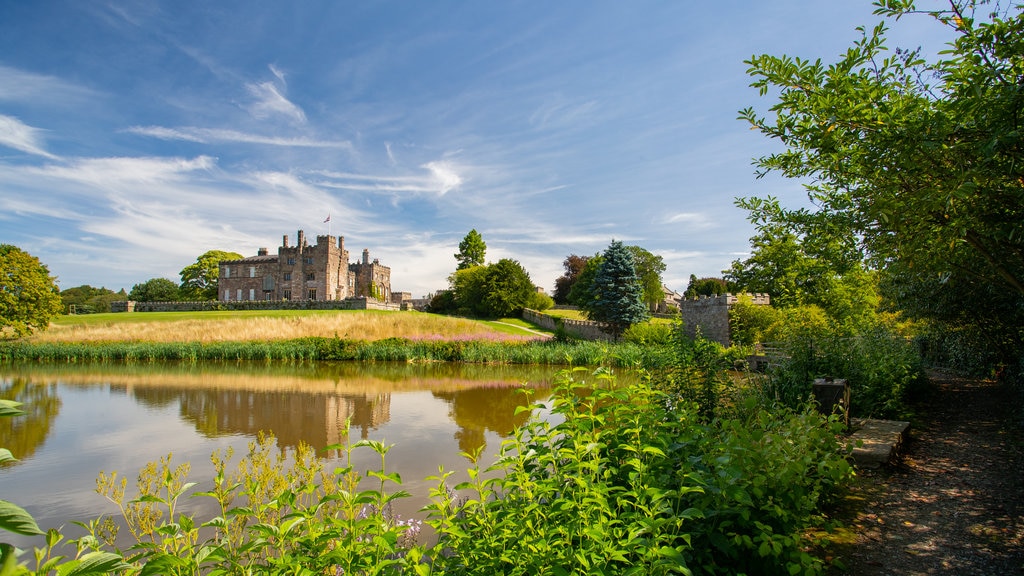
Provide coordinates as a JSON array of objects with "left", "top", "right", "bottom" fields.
[
  {"left": 224, "top": 267, "right": 231, "bottom": 278},
  {"left": 306, "top": 272, "right": 315, "bottom": 281},
  {"left": 224, "top": 289, "right": 230, "bottom": 301},
  {"left": 287, "top": 257, "right": 295, "bottom": 265},
  {"left": 249, "top": 289, "right": 255, "bottom": 300},
  {"left": 305, "top": 257, "right": 314, "bottom": 265},
  {"left": 284, "top": 273, "right": 292, "bottom": 281},
  {"left": 236, "top": 289, "right": 242, "bottom": 300},
  {"left": 249, "top": 267, "right": 256, "bottom": 278},
  {"left": 308, "top": 289, "right": 317, "bottom": 300}
]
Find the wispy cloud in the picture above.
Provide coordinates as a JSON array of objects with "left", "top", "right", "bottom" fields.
[
  {"left": 0, "top": 115, "right": 60, "bottom": 159},
  {"left": 663, "top": 211, "right": 716, "bottom": 229},
  {"left": 312, "top": 159, "right": 464, "bottom": 197},
  {"left": 0, "top": 65, "right": 96, "bottom": 104},
  {"left": 126, "top": 125, "right": 352, "bottom": 149},
  {"left": 245, "top": 65, "right": 306, "bottom": 124}
]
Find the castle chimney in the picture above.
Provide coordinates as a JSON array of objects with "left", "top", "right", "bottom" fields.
[
  {"left": 362, "top": 249, "right": 370, "bottom": 265},
  {"left": 282, "top": 235, "right": 290, "bottom": 248},
  {"left": 258, "top": 247, "right": 268, "bottom": 256},
  {"left": 297, "top": 230, "right": 306, "bottom": 248}
]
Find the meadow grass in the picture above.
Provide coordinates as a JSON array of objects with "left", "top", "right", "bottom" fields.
[{"left": 37, "top": 310, "right": 539, "bottom": 344}]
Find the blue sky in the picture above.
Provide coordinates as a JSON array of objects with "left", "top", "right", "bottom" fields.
[{"left": 0, "top": 1, "right": 953, "bottom": 298}]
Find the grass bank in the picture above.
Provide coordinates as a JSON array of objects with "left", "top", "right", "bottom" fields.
[
  {"left": 39, "top": 310, "right": 541, "bottom": 343},
  {"left": 0, "top": 336, "right": 671, "bottom": 368}
]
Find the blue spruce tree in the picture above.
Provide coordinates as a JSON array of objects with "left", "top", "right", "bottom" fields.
[{"left": 589, "top": 240, "right": 649, "bottom": 340}]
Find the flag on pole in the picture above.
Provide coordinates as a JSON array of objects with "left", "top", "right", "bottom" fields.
[{"left": 324, "top": 214, "right": 331, "bottom": 223}]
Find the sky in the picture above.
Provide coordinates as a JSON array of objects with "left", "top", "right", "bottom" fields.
[{"left": 0, "top": 1, "right": 956, "bottom": 298}]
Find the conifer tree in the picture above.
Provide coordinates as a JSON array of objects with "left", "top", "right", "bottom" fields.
[{"left": 589, "top": 240, "right": 648, "bottom": 340}]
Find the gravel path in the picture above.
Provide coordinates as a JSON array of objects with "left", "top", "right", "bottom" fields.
[{"left": 828, "top": 371, "right": 1024, "bottom": 575}]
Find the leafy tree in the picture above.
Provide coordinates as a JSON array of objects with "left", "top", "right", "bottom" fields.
[
  {"left": 740, "top": 1, "right": 1024, "bottom": 364},
  {"left": 179, "top": 250, "right": 242, "bottom": 300},
  {"left": 625, "top": 245, "right": 667, "bottom": 311},
  {"left": 684, "top": 275, "right": 728, "bottom": 299},
  {"left": 60, "top": 285, "right": 127, "bottom": 314},
  {"left": 481, "top": 259, "right": 537, "bottom": 318},
  {"left": 567, "top": 254, "right": 603, "bottom": 309},
  {"left": 552, "top": 254, "right": 589, "bottom": 304},
  {"left": 129, "top": 278, "right": 180, "bottom": 302},
  {"left": 448, "top": 259, "right": 538, "bottom": 317},
  {"left": 0, "top": 245, "right": 63, "bottom": 338},
  {"left": 587, "top": 240, "right": 649, "bottom": 339},
  {"left": 454, "top": 229, "right": 487, "bottom": 271}
]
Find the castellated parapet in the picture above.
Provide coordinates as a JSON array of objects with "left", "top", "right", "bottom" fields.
[
  {"left": 217, "top": 229, "right": 395, "bottom": 304},
  {"left": 678, "top": 293, "right": 770, "bottom": 346}
]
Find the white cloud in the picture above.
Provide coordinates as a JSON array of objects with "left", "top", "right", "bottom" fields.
[
  {"left": 0, "top": 115, "right": 60, "bottom": 159},
  {"left": 663, "top": 211, "right": 715, "bottom": 229},
  {"left": 0, "top": 65, "right": 95, "bottom": 104},
  {"left": 126, "top": 126, "right": 352, "bottom": 149},
  {"left": 245, "top": 65, "right": 306, "bottom": 124},
  {"left": 421, "top": 160, "right": 463, "bottom": 195}
]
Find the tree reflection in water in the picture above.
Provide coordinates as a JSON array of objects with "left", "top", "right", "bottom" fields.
[{"left": 0, "top": 377, "right": 62, "bottom": 467}]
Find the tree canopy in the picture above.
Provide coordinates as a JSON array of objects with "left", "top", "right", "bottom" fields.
[
  {"left": 0, "top": 245, "right": 63, "bottom": 337},
  {"left": 587, "top": 240, "right": 649, "bottom": 339},
  {"left": 60, "top": 285, "right": 127, "bottom": 314},
  {"left": 684, "top": 275, "right": 728, "bottom": 299},
  {"left": 553, "top": 254, "right": 589, "bottom": 304},
  {"left": 179, "top": 250, "right": 242, "bottom": 301},
  {"left": 446, "top": 259, "right": 542, "bottom": 318},
  {"left": 129, "top": 278, "right": 181, "bottom": 302},
  {"left": 454, "top": 229, "right": 487, "bottom": 271},
  {"left": 740, "top": 0, "right": 1024, "bottom": 362},
  {"left": 625, "top": 245, "right": 667, "bottom": 311}
]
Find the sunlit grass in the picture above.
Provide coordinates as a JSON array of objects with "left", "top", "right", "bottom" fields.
[{"left": 37, "top": 310, "right": 538, "bottom": 344}]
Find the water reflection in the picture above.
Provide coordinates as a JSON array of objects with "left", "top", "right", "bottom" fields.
[
  {"left": 0, "top": 377, "right": 62, "bottom": 468},
  {"left": 2, "top": 361, "right": 558, "bottom": 457}
]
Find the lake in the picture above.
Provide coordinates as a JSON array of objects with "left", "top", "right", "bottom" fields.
[{"left": 0, "top": 361, "right": 614, "bottom": 551}]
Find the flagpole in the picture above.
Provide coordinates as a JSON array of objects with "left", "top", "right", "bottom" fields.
[{"left": 324, "top": 213, "right": 332, "bottom": 236}]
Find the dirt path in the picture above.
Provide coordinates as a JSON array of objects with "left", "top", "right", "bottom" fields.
[{"left": 828, "top": 371, "right": 1024, "bottom": 575}]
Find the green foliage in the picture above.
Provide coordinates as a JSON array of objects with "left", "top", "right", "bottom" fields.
[
  {"left": 753, "top": 310, "right": 926, "bottom": 418},
  {"left": 60, "top": 285, "right": 127, "bottom": 315},
  {"left": 684, "top": 275, "right": 727, "bottom": 299},
  {"left": 448, "top": 259, "right": 537, "bottom": 318},
  {"left": 0, "top": 245, "right": 63, "bottom": 338},
  {"left": 454, "top": 229, "right": 487, "bottom": 270},
  {"left": 128, "top": 278, "right": 181, "bottom": 302},
  {"left": 179, "top": 250, "right": 242, "bottom": 301},
  {"left": 425, "top": 369, "right": 853, "bottom": 575},
  {"left": 625, "top": 245, "right": 667, "bottom": 310},
  {"left": 553, "top": 254, "right": 589, "bottom": 304},
  {"left": 739, "top": 1, "right": 1024, "bottom": 373},
  {"left": 729, "top": 295, "right": 785, "bottom": 347},
  {"left": 622, "top": 321, "right": 675, "bottom": 347},
  {"left": 525, "top": 290, "right": 554, "bottom": 312},
  {"left": 587, "top": 240, "right": 649, "bottom": 340},
  {"left": 566, "top": 254, "right": 602, "bottom": 308}
]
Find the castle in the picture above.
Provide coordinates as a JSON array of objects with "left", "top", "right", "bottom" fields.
[{"left": 218, "top": 230, "right": 396, "bottom": 303}]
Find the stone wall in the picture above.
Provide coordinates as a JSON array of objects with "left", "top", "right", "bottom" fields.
[
  {"left": 678, "top": 293, "right": 770, "bottom": 346},
  {"left": 522, "top": 309, "right": 610, "bottom": 341},
  {"left": 112, "top": 298, "right": 403, "bottom": 313}
]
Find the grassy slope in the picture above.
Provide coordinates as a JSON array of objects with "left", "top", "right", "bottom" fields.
[{"left": 40, "top": 309, "right": 551, "bottom": 343}]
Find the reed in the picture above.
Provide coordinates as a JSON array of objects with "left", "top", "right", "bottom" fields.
[{"left": 0, "top": 337, "right": 673, "bottom": 368}]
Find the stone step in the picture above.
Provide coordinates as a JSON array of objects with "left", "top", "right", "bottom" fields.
[{"left": 846, "top": 418, "right": 911, "bottom": 468}]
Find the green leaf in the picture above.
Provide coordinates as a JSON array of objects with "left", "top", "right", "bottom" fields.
[
  {"left": 55, "top": 552, "right": 129, "bottom": 576},
  {"left": 0, "top": 500, "right": 43, "bottom": 536}
]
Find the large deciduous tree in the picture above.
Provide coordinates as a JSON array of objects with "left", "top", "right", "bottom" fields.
[
  {"left": 454, "top": 229, "right": 487, "bottom": 270},
  {"left": 587, "top": 240, "right": 649, "bottom": 340},
  {"left": 740, "top": 1, "right": 1024, "bottom": 362},
  {"left": 448, "top": 259, "right": 538, "bottom": 318},
  {"left": 0, "top": 245, "right": 63, "bottom": 338},
  {"left": 129, "top": 278, "right": 181, "bottom": 302},
  {"left": 553, "top": 254, "right": 589, "bottom": 304},
  {"left": 179, "top": 250, "right": 242, "bottom": 300},
  {"left": 60, "top": 285, "right": 127, "bottom": 314},
  {"left": 625, "top": 245, "right": 667, "bottom": 311}
]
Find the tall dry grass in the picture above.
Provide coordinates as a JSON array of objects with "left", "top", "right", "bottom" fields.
[{"left": 31, "top": 312, "right": 509, "bottom": 344}]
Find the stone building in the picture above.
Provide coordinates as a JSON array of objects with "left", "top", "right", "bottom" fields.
[{"left": 218, "top": 230, "right": 392, "bottom": 303}]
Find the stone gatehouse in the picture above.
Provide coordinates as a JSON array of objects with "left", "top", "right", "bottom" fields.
[{"left": 218, "top": 230, "right": 395, "bottom": 303}]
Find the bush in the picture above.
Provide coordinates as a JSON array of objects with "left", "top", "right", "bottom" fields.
[{"left": 426, "top": 369, "right": 853, "bottom": 575}]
